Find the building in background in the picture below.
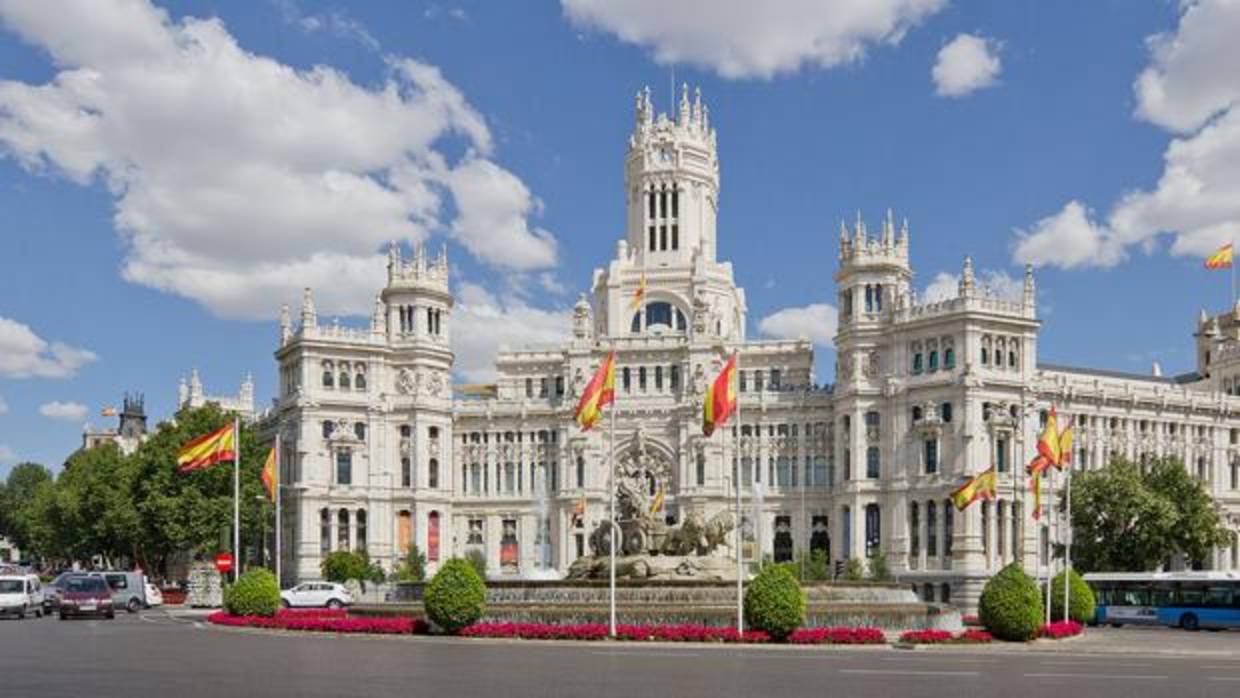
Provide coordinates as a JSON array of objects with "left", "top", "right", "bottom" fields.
[
  {"left": 270, "top": 89, "right": 1240, "bottom": 609},
  {"left": 79, "top": 393, "right": 149, "bottom": 456},
  {"left": 178, "top": 369, "right": 255, "bottom": 420}
]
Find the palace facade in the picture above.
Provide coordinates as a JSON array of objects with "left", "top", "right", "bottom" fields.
[{"left": 269, "top": 88, "right": 1240, "bottom": 610}]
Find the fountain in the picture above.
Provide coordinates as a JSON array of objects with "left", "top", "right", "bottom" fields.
[{"left": 525, "top": 463, "right": 561, "bottom": 581}]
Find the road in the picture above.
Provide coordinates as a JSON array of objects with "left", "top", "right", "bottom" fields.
[{"left": 3, "top": 612, "right": 1240, "bottom": 697}]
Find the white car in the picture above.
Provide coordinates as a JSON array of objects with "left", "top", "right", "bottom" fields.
[
  {"left": 144, "top": 581, "right": 163, "bottom": 607},
  {"left": 0, "top": 574, "right": 44, "bottom": 619},
  {"left": 280, "top": 582, "right": 353, "bottom": 609}
]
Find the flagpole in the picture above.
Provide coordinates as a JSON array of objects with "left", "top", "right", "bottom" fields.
[
  {"left": 275, "top": 438, "right": 282, "bottom": 589},
  {"left": 734, "top": 351, "right": 743, "bottom": 636},
  {"left": 233, "top": 416, "right": 241, "bottom": 582},
  {"left": 1063, "top": 468, "right": 1072, "bottom": 623},
  {"left": 608, "top": 378, "right": 617, "bottom": 638},
  {"left": 1044, "top": 468, "right": 1053, "bottom": 624}
]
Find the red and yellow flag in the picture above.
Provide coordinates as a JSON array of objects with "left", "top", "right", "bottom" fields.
[
  {"left": 1031, "top": 473, "right": 1044, "bottom": 520},
  {"left": 574, "top": 352, "right": 616, "bottom": 431},
  {"left": 629, "top": 273, "right": 647, "bottom": 311},
  {"left": 950, "top": 468, "right": 997, "bottom": 511},
  {"left": 1033, "top": 407, "right": 1073, "bottom": 472},
  {"left": 702, "top": 355, "right": 738, "bottom": 436},
  {"left": 649, "top": 482, "right": 665, "bottom": 515},
  {"left": 1205, "top": 243, "right": 1234, "bottom": 270},
  {"left": 176, "top": 422, "right": 236, "bottom": 473},
  {"left": 261, "top": 446, "right": 277, "bottom": 502}
]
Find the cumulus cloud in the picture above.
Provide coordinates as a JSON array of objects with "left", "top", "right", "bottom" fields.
[
  {"left": 451, "top": 282, "right": 572, "bottom": 383},
  {"left": 39, "top": 400, "right": 87, "bottom": 421},
  {"left": 0, "top": 316, "right": 97, "bottom": 378},
  {"left": 932, "top": 33, "right": 1002, "bottom": 97},
  {"left": 757, "top": 303, "right": 838, "bottom": 348},
  {"left": 1014, "top": 1, "right": 1240, "bottom": 270},
  {"left": 0, "top": 0, "right": 556, "bottom": 320},
  {"left": 922, "top": 269, "right": 1023, "bottom": 302},
  {"left": 561, "top": 0, "right": 946, "bottom": 79}
]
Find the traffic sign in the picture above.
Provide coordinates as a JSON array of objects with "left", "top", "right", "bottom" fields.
[{"left": 215, "top": 552, "right": 234, "bottom": 575}]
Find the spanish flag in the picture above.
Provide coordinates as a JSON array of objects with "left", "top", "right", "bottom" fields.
[
  {"left": 629, "top": 273, "right": 647, "bottom": 311},
  {"left": 1031, "top": 472, "right": 1044, "bottom": 521},
  {"left": 261, "top": 446, "right": 277, "bottom": 502},
  {"left": 702, "top": 354, "right": 738, "bottom": 436},
  {"left": 649, "top": 482, "right": 665, "bottom": 515},
  {"left": 574, "top": 352, "right": 616, "bottom": 431},
  {"left": 950, "top": 468, "right": 997, "bottom": 511},
  {"left": 1031, "top": 407, "right": 1073, "bottom": 473},
  {"left": 1205, "top": 243, "right": 1234, "bottom": 270},
  {"left": 176, "top": 422, "right": 237, "bottom": 473}
]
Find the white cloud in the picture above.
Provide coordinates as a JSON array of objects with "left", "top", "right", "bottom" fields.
[
  {"left": 451, "top": 282, "right": 572, "bottom": 383},
  {"left": 0, "top": 0, "right": 556, "bottom": 320},
  {"left": 1014, "top": 1, "right": 1240, "bottom": 270},
  {"left": 932, "top": 33, "right": 1002, "bottom": 97},
  {"left": 921, "top": 269, "right": 1024, "bottom": 302},
  {"left": 561, "top": 0, "right": 946, "bottom": 79},
  {"left": 274, "top": 0, "right": 380, "bottom": 51},
  {"left": 39, "top": 400, "right": 87, "bottom": 421},
  {"left": 757, "top": 303, "right": 838, "bottom": 348},
  {"left": 0, "top": 315, "right": 97, "bottom": 378}
]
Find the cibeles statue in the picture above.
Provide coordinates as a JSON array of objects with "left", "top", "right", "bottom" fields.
[{"left": 567, "top": 431, "right": 738, "bottom": 581}]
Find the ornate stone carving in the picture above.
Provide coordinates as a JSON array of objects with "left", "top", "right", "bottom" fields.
[
  {"left": 426, "top": 370, "right": 444, "bottom": 396},
  {"left": 395, "top": 368, "right": 416, "bottom": 395}
]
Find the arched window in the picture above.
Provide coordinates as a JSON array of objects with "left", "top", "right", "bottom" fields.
[
  {"left": 322, "top": 420, "right": 334, "bottom": 438},
  {"left": 943, "top": 499, "right": 953, "bottom": 557},
  {"left": 632, "top": 301, "right": 687, "bottom": 334},
  {"left": 320, "top": 508, "right": 331, "bottom": 555},
  {"left": 427, "top": 511, "right": 440, "bottom": 562},
  {"left": 356, "top": 509, "right": 367, "bottom": 553},
  {"left": 1009, "top": 351, "right": 1018, "bottom": 369},
  {"left": 354, "top": 422, "right": 366, "bottom": 440},
  {"left": 944, "top": 347, "right": 955, "bottom": 369},
  {"left": 909, "top": 502, "right": 920, "bottom": 558},
  {"left": 322, "top": 362, "right": 334, "bottom": 388},
  {"left": 912, "top": 406, "right": 923, "bottom": 422},
  {"left": 337, "top": 509, "right": 350, "bottom": 550},
  {"left": 864, "top": 503, "right": 881, "bottom": 557},
  {"left": 355, "top": 371, "right": 366, "bottom": 390},
  {"left": 339, "top": 371, "right": 350, "bottom": 389},
  {"left": 429, "top": 458, "right": 439, "bottom": 489},
  {"left": 576, "top": 456, "right": 585, "bottom": 488},
  {"left": 926, "top": 501, "right": 938, "bottom": 557}
]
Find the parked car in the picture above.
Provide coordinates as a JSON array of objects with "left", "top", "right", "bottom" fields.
[
  {"left": 42, "top": 571, "right": 71, "bottom": 614},
  {"left": 0, "top": 574, "right": 44, "bottom": 619},
  {"left": 99, "top": 571, "right": 148, "bottom": 613},
  {"left": 144, "top": 581, "right": 163, "bottom": 607},
  {"left": 58, "top": 575, "right": 115, "bottom": 620},
  {"left": 280, "top": 582, "right": 353, "bottom": 609}
]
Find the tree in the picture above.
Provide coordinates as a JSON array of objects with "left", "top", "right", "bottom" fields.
[
  {"left": 393, "top": 544, "right": 427, "bottom": 582},
  {"left": 867, "top": 551, "right": 891, "bottom": 581},
  {"left": 0, "top": 462, "right": 53, "bottom": 552},
  {"left": 1070, "top": 457, "right": 1232, "bottom": 572}
]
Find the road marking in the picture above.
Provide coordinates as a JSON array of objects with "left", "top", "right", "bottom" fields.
[
  {"left": 840, "top": 669, "right": 980, "bottom": 677},
  {"left": 1039, "top": 661, "right": 1150, "bottom": 669},
  {"left": 1201, "top": 666, "right": 1240, "bottom": 670},
  {"left": 1208, "top": 677, "right": 1240, "bottom": 682},
  {"left": 881, "top": 657, "right": 998, "bottom": 664},
  {"left": 1023, "top": 673, "right": 1168, "bottom": 680}
]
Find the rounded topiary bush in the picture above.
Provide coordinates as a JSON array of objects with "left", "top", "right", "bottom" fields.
[
  {"left": 424, "top": 558, "right": 486, "bottom": 634},
  {"left": 744, "top": 563, "right": 806, "bottom": 641},
  {"left": 224, "top": 568, "right": 280, "bottom": 617},
  {"left": 1049, "top": 569, "right": 1096, "bottom": 625},
  {"left": 979, "top": 562, "right": 1043, "bottom": 641}
]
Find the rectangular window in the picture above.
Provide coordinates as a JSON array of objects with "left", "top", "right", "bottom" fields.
[
  {"left": 739, "top": 370, "right": 747, "bottom": 392},
  {"left": 671, "top": 188, "right": 678, "bottom": 217},
  {"left": 525, "top": 378, "right": 533, "bottom": 398},
  {"left": 655, "top": 365, "right": 664, "bottom": 391},
  {"left": 813, "top": 455, "right": 827, "bottom": 487},
  {"left": 555, "top": 376, "right": 564, "bottom": 396},
  {"left": 926, "top": 502, "right": 938, "bottom": 557},
  {"left": 928, "top": 351, "right": 938, "bottom": 372},
  {"left": 401, "top": 457, "right": 411, "bottom": 488},
  {"left": 912, "top": 353, "right": 923, "bottom": 374},
  {"left": 639, "top": 366, "right": 647, "bottom": 391},
  {"left": 770, "top": 369, "right": 781, "bottom": 390},
  {"left": 776, "top": 456, "right": 791, "bottom": 488},
  {"left": 754, "top": 371, "right": 764, "bottom": 391},
  {"left": 944, "top": 503, "right": 953, "bottom": 557},
  {"left": 623, "top": 367, "right": 632, "bottom": 393},
  {"left": 671, "top": 224, "right": 678, "bottom": 250},
  {"left": 670, "top": 365, "right": 680, "bottom": 391},
  {"left": 660, "top": 225, "right": 667, "bottom": 250},
  {"left": 336, "top": 451, "right": 352, "bottom": 486},
  {"left": 925, "top": 439, "right": 938, "bottom": 474},
  {"left": 996, "top": 436, "right": 1009, "bottom": 473},
  {"left": 696, "top": 453, "right": 706, "bottom": 486},
  {"left": 866, "top": 446, "right": 880, "bottom": 479},
  {"left": 843, "top": 449, "right": 851, "bottom": 481},
  {"left": 649, "top": 226, "right": 656, "bottom": 251},
  {"left": 910, "top": 504, "right": 920, "bottom": 558}
]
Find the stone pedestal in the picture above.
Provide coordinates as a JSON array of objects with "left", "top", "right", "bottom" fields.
[{"left": 186, "top": 562, "right": 223, "bottom": 608}]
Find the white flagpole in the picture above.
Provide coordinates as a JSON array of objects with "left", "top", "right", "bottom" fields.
[
  {"left": 1063, "top": 467, "right": 1072, "bottom": 623},
  {"left": 275, "top": 438, "right": 282, "bottom": 589},
  {"left": 233, "top": 416, "right": 241, "bottom": 582},
  {"left": 1044, "top": 468, "right": 1054, "bottom": 624},
  {"left": 608, "top": 377, "right": 618, "bottom": 638},
  {"left": 734, "top": 352, "right": 743, "bottom": 636}
]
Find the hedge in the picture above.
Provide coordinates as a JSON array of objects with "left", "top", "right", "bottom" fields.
[
  {"left": 424, "top": 558, "right": 486, "bottom": 634},
  {"left": 978, "top": 562, "right": 1043, "bottom": 641},
  {"left": 1048, "top": 569, "right": 1096, "bottom": 625},
  {"left": 744, "top": 564, "right": 806, "bottom": 640},
  {"left": 224, "top": 568, "right": 280, "bottom": 618}
]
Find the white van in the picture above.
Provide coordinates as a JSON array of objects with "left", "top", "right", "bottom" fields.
[{"left": 0, "top": 574, "right": 44, "bottom": 619}]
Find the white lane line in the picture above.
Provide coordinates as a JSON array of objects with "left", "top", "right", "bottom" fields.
[
  {"left": 1023, "top": 673, "right": 1168, "bottom": 681},
  {"left": 1209, "top": 677, "right": 1240, "bottom": 682},
  {"left": 1039, "top": 662, "right": 1150, "bottom": 669},
  {"left": 840, "top": 669, "right": 980, "bottom": 677}
]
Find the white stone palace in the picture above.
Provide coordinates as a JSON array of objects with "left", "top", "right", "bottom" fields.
[{"left": 269, "top": 87, "right": 1240, "bottom": 610}]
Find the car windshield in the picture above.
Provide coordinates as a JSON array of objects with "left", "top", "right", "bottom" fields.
[
  {"left": 0, "top": 580, "right": 23, "bottom": 593},
  {"left": 66, "top": 577, "right": 107, "bottom": 593}
]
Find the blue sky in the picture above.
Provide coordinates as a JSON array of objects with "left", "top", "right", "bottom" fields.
[{"left": 2, "top": 0, "right": 1237, "bottom": 474}]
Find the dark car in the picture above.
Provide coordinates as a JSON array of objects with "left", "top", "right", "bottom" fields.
[{"left": 58, "top": 575, "right": 115, "bottom": 620}]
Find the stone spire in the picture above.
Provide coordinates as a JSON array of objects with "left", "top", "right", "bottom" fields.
[
  {"left": 678, "top": 82, "right": 690, "bottom": 125},
  {"left": 1023, "top": 264, "right": 1036, "bottom": 309},
  {"left": 190, "top": 368, "right": 203, "bottom": 402},
  {"left": 692, "top": 86, "right": 703, "bottom": 128},
  {"left": 882, "top": 208, "right": 895, "bottom": 247},
  {"left": 300, "top": 287, "right": 317, "bottom": 329},
  {"left": 371, "top": 294, "right": 385, "bottom": 334},
  {"left": 279, "top": 303, "right": 291, "bottom": 343},
  {"left": 959, "top": 256, "right": 975, "bottom": 297}
]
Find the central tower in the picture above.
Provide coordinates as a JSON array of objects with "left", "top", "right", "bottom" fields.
[{"left": 625, "top": 85, "right": 720, "bottom": 267}]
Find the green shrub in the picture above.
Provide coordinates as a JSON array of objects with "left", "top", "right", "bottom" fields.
[
  {"left": 744, "top": 564, "right": 806, "bottom": 641},
  {"left": 464, "top": 548, "right": 487, "bottom": 580},
  {"left": 979, "top": 562, "right": 1043, "bottom": 641},
  {"left": 393, "top": 544, "right": 427, "bottom": 582},
  {"left": 843, "top": 557, "right": 866, "bottom": 581},
  {"left": 425, "top": 558, "right": 486, "bottom": 634},
  {"left": 1048, "top": 569, "right": 1096, "bottom": 624},
  {"left": 798, "top": 550, "right": 830, "bottom": 582},
  {"left": 224, "top": 568, "right": 280, "bottom": 617},
  {"left": 867, "top": 552, "right": 891, "bottom": 581},
  {"left": 321, "top": 550, "right": 385, "bottom": 588}
]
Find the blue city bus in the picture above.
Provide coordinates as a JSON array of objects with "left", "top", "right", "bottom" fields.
[{"left": 1084, "top": 572, "right": 1240, "bottom": 631}]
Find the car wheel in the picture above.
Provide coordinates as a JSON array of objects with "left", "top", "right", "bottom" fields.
[
  {"left": 281, "top": 599, "right": 290, "bottom": 609},
  {"left": 126, "top": 598, "right": 141, "bottom": 614},
  {"left": 106, "top": 611, "right": 115, "bottom": 620},
  {"left": 35, "top": 608, "right": 42, "bottom": 619},
  {"left": 58, "top": 612, "right": 67, "bottom": 621},
  {"left": 1181, "top": 613, "right": 1200, "bottom": 631},
  {"left": 18, "top": 606, "right": 26, "bottom": 620},
  {"left": 326, "top": 599, "right": 343, "bottom": 609}
]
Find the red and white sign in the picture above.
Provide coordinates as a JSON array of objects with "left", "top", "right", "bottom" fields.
[{"left": 214, "top": 552, "right": 234, "bottom": 575}]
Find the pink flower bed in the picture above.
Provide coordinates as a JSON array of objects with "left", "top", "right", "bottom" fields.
[
  {"left": 1039, "top": 621, "right": 1084, "bottom": 639},
  {"left": 207, "top": 609, "right": 428, "bottom": 635},
  {"left": 899, "top": 629, "right": 993, "bottom": 644},
  {"left": 459, "top": 622, "right": 886, "bottom": 645}
]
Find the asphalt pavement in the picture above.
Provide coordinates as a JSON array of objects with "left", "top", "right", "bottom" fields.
[{"left": 2, "top": 611, "right": 1240, "bottom": 697}]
